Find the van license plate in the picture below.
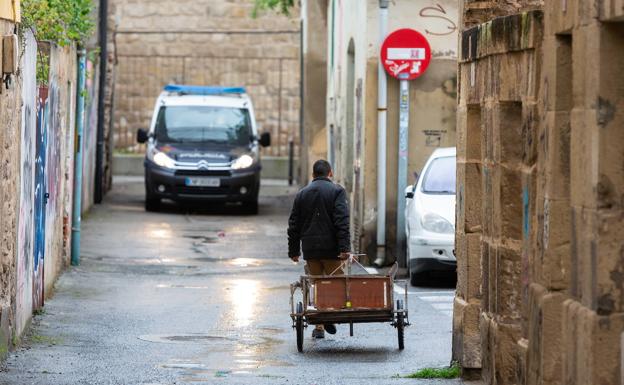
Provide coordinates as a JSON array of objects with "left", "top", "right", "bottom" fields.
[{"left": 185, "top": 177, "right": 220, "bottom": 187}]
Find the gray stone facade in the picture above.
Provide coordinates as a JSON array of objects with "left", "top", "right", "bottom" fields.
[{"left": 110, "top": 0, "right": 301, "bottom": 158}]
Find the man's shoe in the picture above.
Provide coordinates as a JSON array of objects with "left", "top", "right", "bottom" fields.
[
  {"left": 312, "top": 328, "right": 325, "bottom": 339},
  {"left": 324, "top": 324, "right": 337, "bottom": 335}
]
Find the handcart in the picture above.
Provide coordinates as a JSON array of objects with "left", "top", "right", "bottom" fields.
[{"left": 290, "top": 255, "right": 409, "bottom": 352}]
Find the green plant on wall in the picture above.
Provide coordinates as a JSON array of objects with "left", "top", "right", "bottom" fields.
[
  {"left": 252, "top": 0, "right": 295, "bottom": 17},
  {"left": 20, "top": 0, "right": 95, "bottom": 84},
  {"left": 21, "top": 0, "right": 95, "bottom": 46}
]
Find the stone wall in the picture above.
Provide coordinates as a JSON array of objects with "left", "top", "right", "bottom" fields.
[
  {"left": 109, "top": 0, "right": 301, "bottom": 158},
  {"left": 0, "top": 17, "right": 23, "bottom": 359},
  {"left": 454, "top": 1, "right": 624, "bottom": 384},
  {"left": 0, "top": 14, "right": 80, "bottom": 357}
]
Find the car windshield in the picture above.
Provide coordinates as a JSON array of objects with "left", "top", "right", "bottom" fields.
[
  {"left": 154, "top": 106, "right": 251, "bottom": 146},
  {"left": 421, "top": 156, "right": 456, "bottom": 194}
]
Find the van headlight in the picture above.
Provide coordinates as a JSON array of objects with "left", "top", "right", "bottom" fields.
[
  {"left": 231, "top": 154, "right": 255, "bottom": 170},
  {"left": 149, "top": 149, "right": 176, "bottom": 169},
  {"left": 421, "top": 213, "right": 454, "bottom": 234}
]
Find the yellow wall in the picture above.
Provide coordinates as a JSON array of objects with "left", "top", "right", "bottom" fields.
[{"left": 0, "top": 0, "right": 20, "bottom": 22}]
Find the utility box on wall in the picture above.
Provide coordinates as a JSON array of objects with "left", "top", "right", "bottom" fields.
[{"left": 2, "top": 34, "right": 18, "bottom": 74}]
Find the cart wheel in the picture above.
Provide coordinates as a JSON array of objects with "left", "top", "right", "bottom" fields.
[
  {"left": 396, "top": 299, "right": 405, "bottom": 350},
  {"left": 296, "top": 302, "right": 304, "bottom": 353}
]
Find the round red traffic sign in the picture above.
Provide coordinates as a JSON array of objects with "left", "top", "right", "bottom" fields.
[{"left": 381, "top": 29, "right": 432, "bottom": 80}]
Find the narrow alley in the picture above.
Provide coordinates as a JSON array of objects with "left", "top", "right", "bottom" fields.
[{"left": 1, "top": 177, "right": 456, "bottom": 384}]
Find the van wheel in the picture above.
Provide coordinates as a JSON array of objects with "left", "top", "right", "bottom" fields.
[
  {"left": 145, "top": 196, "right": 161, "bottom": 212},
  {"left": 242, "top": 198, "right": 258, "bottom": 215}
]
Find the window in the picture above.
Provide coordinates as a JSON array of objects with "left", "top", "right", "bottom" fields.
[
  {"left": 154, "top": 106, "right": 251, "bottom": 146},
  {"left": 421, "top": 156, "right": 456, "bottom": 194}
]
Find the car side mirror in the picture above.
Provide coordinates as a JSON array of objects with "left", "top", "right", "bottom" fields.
[
  {"left": 405, "top": 185, "right": 414, "bottom": 199},
  {"left": 137, "top": 128, "right": 149, "bottom": 144},
  {"left": 413, "top": 171, "right": 420, "bottom": 184},
  {"left": 259, "top": 132, "right": 271, "bottom": 147}
]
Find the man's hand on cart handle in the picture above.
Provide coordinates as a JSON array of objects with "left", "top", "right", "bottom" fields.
[
  {"left": 290, "top": 255, "right": 300, "bottom": 263},
  {"left": 339, "top": 252, "right": 353, "bottom": 261}
]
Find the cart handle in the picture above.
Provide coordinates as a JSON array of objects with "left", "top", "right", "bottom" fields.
[{"left": 328, "top": 254, "right": 365, "bottom": 276}]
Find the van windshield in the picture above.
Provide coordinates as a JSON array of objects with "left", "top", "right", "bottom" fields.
[
  {"left": 421, "top": 156, "right": 456, "bottom": 194},
  {"left": 154, "top": 106, "right": 252, "bottom": 146}
]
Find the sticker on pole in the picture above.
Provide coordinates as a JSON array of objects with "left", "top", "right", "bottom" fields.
[{"left": 381, "top": 29, "right": 431, "bottom": 80}]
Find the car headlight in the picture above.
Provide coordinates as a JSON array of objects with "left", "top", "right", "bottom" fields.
[
  {"left": 149, "top": 150, "right": 176, "bottom": 169},
  {"left": 421, "top": 213, "right": 454, "bottom": 234},
  {"left": 231, "top": 154, "right": 254, "bottom": 170}
]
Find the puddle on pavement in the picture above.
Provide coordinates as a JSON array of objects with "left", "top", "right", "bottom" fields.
[
  {"left": 183, "top": 235, "right": 217, "bottom": 244},
  {"left": 138, "top": 334, "right": 237, "bottom": 344},
  {"left": 156, "top": 284, "right": 211, "bottom": 289}
]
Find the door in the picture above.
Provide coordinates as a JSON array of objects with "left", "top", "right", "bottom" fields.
[{"left": 33, "top": 86, "right": 49, "bottom": 310}]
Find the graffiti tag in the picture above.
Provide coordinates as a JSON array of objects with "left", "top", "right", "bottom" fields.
[{"left": 419, "top": 3, "right": 457, "bottom": 36}]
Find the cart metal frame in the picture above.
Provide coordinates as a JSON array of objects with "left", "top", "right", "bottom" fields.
[{"left": 289, "top": 257, "right": 410, "bottom": 352}]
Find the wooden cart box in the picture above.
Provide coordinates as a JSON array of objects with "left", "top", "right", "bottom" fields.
[{"left": 313, "top": 276, "right": 392, "bottom": 310}]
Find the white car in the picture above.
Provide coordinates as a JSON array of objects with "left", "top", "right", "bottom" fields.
[{"left": 405, "top": 147, "right": 456, "bottom": 286}]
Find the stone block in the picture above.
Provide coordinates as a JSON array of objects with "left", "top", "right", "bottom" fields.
[
  {"left": 453, "top": 296, "right": 483, "bottom": 369},
  {"left": 500, "top": 167, "right": 524, "bottom": 242},
  {"left": 496, "top": 244, "right": 523, "bottom": 321},
  {"left": 482, "top": 239, "right": 492, "bottom": 313},
  {"left": 593, "top": 210, "right": 624, "bottom": 314},
  {"left": 0, "top": 306, "right": 9, "bottom": 359},
  {"left": 569, "top": 108, "right": 600, "bottom": 210},
  {"left": 572, "top": 23, "right": 602, "bottom": 111},
  {"left": 457, "top": 104, "right": 483, "bottom": 162},
  {"left": 522, "top": 102, "right": 539, "bottom": 167},
  {"left": 493, "top": 101, "right": 523, "bottom": 165},
  {"left": 570, "top": 206, "right": 594, "bottom": 304},
  {"left": 543, "top": 111, "right": 571, "bottom": 200},
  {"left": 457, "top": 161, "right": 483, "bottom": 234},
  {"left": 563, "top": 299, "right": 624, "bottom": 385},
  {"left": 526, "top": 284, "right": 565, "bottom": 385},
  {"left": 484, "top": 317, "right": 523, "bottom": 385},
  {"left": 599, "top": 0, "right": 624, "bottom": 21},
  {"left": 482, "top": 163, "right": 501, "bottom": 239},
  {"left": 457, "top": 232, "right": 483, "bottom": 301},
  {"left": 534, "top": 198, "right": 572, "bottom": 291},
  {"left": 480, "top": 312, "right": 494, "bottom": 385}
]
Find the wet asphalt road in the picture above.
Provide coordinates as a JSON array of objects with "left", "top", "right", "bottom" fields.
[{"left": 1, "top": 177, "right": 462, "bottom": 385}]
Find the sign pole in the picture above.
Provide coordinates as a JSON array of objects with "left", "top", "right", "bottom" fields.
[
  {"left": 380, "top": 28, "right": 430, "bottom": 267},
  {"left": 396, "top": 79, "right": 409, "bottom": 267}
]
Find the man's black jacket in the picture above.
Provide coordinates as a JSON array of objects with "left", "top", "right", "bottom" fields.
[{"left": 288, "top": 177, "right": 350, "bottom": 260}]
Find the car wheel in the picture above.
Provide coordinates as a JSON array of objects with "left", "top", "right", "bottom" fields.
[
  {"left": 242, "top": 197, "right": 258, "bottom": 215},
  {"left": 410, "top": 270, "right": 428, "bottom": 286},
  {"left": 145, "top": 196, "right": 161, "bottom": 212}
]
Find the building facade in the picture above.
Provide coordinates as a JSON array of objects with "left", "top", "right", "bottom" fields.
[
  {"left": 453, "top": 1, "right": 624, "bottom": 384},
  {"left": 109, "top": 0, "right": 301, "bottom": 165},
  {"left": 303, "top": 0, "right": 459, "bottom": 264}
]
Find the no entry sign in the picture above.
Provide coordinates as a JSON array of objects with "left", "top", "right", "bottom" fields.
[{"left": 381, "top": 29, "right": 431, "bottom": 80}]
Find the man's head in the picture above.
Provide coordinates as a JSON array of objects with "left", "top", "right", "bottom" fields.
[{"left": 312, "top": 159, "right": 333, "bottom": 179}]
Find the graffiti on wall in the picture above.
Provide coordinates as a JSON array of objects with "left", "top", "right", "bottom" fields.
[
  {"left": 16, "top": 30, "right": 38, "bottom": 334},
  {"left": 419, "top": 3, "right": 457, "bottom": 36},
  {"left": 33, "top": 85, "right": 48, "bottom": 310}
]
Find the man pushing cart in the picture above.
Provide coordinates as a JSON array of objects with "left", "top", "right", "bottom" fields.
[
  {"left": 287, "top": 159, "right": 351, "bottom": 339},
  {"left": 288, "top": 160, "right": 409, "bottom": 352}
]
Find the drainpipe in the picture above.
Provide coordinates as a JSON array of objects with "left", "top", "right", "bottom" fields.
[
  {"left": 374, "top": 0, "right": 389, "bottom": 267},
  {"left": 71, "top": 49, "right": 87, "bottom": 266},
  {"left": 94, "top": 0, "right": 108, "bottom": 204}
]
